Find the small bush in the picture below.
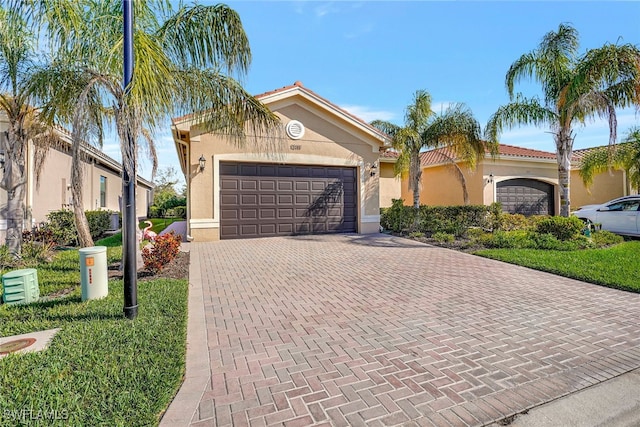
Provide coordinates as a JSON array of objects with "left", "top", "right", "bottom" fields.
[
  {"left": 466, "top": 227, "right": 486, "bottom": 239},
  {"left": 20, "top": 241, "right": 56, "bottom": 267},
  {"left": 22, "top": 226, "right": 55, "bottom": 246},
  {"left": 408, "top": 231, "right": 424, "bottom": 239},
  {"left": 380, "top": 199, "right": 416, "bottom": 233},
  {"left": 86, "top": 210, "right": 115, "bottom": 239},
  {"left": 592, "top": 230, "right": 624, "bottom": 247},
  {"left": 432, "top": 232, "right": 455, "bottom": 243},
  {"left": 46, "top": 209, "right": 77, "bottom": 246},
  {"left": 535, "top": 216, "right": 584, "bottom": 241},
  {"left": 0, "top": 245, "right": 13, "bottom": 269},
  {"left": 478, "top": 230, "right": 533, "bottom": 249},
  {"left": 142, "top": 232, "right": 182, "bottom": 273}
]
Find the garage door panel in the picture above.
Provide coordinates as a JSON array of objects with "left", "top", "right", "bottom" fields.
[
  {"left": 295, "top": 194, "right": 311, "bottom": 205},
  {"left": 220, "top": 162, "right": 357, "bottom": 239},
  {"left": 278, "top": 194, "right": 293, "bottom": 204},
  {"left": 240, "top": 180, "right": 257, "bottom": 191},
  {"left": 221, "top": 194, "right": 238, "bottom": 205},
  {"left": 259, "top": 224, "right": 276, "bottom": 234},
  {"left": 295, "top": 181, "right": 310, "bottom": 191},
  {"left": 241, "top": 209, "right": 257, "bottom": 219},
  {"left": 497, "top": 179, "right": 553, "bottom": 216},
  {"left": 260, "top": 194, "right": 276, "bottom": 205},
  {"left": 278, "top": 181, "right": 293, "bottom": 191},
  {"left": 221, "top": 179, "right": 238, "bottom": 190},
  {"left": 278, "top": 208, "right": 293, "bottom": 218},
  {"left": 260, "top": 180, "right": 276, "bottom": 191},
  {"left": 221, "top": 209, "right": 239, "bottom": 220},
  {"left": 278, "top": 224, "right": 293, "bottom": 233},
  {"left": 260, "top": 209, "right": 276, "bottom": 219},
  {"left": 241, "top": 194, "right": 257, "bottom": 205}
]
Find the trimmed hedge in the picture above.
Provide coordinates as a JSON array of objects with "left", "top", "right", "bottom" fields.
[
  {"left": 45, "top": 209, "right": 119, "bottom": 246},
  {"left": 380, "top": 199, "right": 495, "bottom": 236}
]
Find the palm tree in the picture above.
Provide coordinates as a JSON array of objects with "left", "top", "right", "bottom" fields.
[
  {"left": 0, "top": 5, "right": 62, "bottom": 257},
  {"left": 486, "top": 23, "right": 640, "bottom": 217},
  {"left": 29, "top": 1, "right": 280, "bottom": 247},
  {"left": 579, "top": 127, "right": 640, "bottom": 193},
  {"left": 372, "top": 90, "right": 493, "bottom": 209}
]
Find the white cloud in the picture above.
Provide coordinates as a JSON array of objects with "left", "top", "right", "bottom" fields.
[{"left": 339, "top": 104, "right": 396, "bottom": 123}]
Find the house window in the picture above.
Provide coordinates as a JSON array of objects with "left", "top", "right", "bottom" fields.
[{"left": 100, "top": 176, "right": 107, "bottom": 208}]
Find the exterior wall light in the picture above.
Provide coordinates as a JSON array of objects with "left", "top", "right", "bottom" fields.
[
  {"left": 487, "top": 173, "right": 494, "bottom": 184},
  {"left": 198, "top": 154, "right": 206, "bottom": 172},
  {"left": 366, "top": 161, "right": 378, "bottom": 177},
  {"left": 0, "top": 150, "right": 5, "bottom": 171}
]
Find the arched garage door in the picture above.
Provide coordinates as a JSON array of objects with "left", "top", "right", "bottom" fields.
[
  {"left": 497, "top": 179, "right": 554, "bottom": 216},
  {"left": 219, "top": 162, "right": 357, "bottom": 239}
]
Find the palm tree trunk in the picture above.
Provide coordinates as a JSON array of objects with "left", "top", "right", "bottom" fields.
[
  {"left": 1, "top": 129, "right": 26, "bottom": 258},
  {"left": 4, "top": 179, "right": 25, "bottom": 258},
  {"left": 70, "top": 137, "right": 94, "bottom": 247},
  {"left": 556, "top": 134, "right": 573, "bottom": 217}
]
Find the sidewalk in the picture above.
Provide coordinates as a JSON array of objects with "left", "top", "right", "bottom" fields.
[{"left": 489, "top": 368, "right": 640, "bottom": 427}]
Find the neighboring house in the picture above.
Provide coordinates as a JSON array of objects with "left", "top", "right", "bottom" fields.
[
  {"left": 0, "top": 113, "right": 154, "bottom": 241},
  {"left": 396, "top": 143, "right": 630, "bottom": 215},
  {"left": 172, "top": 81, "right": 393, "bottom": 241}
]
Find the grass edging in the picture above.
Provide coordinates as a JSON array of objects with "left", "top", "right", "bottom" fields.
[
  {"left": 474, "top": 240, "right": 640, "bottom": 293},
  {"left": 0, "top": 278, "right": 188, "bottom": 426}
]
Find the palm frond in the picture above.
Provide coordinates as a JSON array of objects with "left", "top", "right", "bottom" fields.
[
  {"left": 484, "top": 95, "right": 557, "bottom": 142},
  {"left": 157, "top": 3, "right": 251, "bottom": 75},
  {"left": 370, "top": 120, "right": 401, "bottom": 138}
]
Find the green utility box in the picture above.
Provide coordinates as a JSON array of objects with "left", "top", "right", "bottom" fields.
[{"left": 2, "top": 268, "right": 40, "bottom": 305}]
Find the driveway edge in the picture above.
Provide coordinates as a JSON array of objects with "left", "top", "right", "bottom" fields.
[{"left": 160, "top": 243, "right": 210, "bottom": 426}]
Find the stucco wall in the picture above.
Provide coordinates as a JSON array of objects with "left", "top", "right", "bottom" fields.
[
  {"left": 400, "top": 163, "right": 484, "bottom": 206},
  {"left": 180, "top": 98, "right": 383, "bottom": 241},
  {"left": 570, "top": 169, "right": 626, "bottom": 208},
  {"left": 379, "top": 162, "right": 401, "bottom": 208}
]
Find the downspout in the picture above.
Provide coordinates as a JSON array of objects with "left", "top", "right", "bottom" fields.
[{"left": 26, "top": 139, "right": 34, "bottom": 228}]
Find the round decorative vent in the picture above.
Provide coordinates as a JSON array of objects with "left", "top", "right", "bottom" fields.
[{"left": 286, "top": 120, "right": 305, "bottom": 140}]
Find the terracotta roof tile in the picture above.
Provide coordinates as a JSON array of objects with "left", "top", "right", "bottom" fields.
[{"left": 419, "top": 143, "right": 556, "bottom": 167}]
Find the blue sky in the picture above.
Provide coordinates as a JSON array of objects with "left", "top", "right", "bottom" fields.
[{"left": 108, "top": 1, "right": 640, "bottom": 182}]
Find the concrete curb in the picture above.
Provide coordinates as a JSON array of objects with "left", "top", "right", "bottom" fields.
[{"left": 160, "top": 243, "right": 210, "bottom": 426}]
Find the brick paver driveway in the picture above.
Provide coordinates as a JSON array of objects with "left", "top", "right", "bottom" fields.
[{"left": 185, "top": 234, "right": 640, "bottom": 426}]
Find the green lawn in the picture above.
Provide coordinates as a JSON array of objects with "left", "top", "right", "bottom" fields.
[
  {"left": 0, "top": 249, "right": 188, "bottom": 427},
  {"left": 475, "top": 240, "right": 640, "bottom": 292}
]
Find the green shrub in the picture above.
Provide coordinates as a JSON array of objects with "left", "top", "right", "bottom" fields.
[
  {"left": 0, "top": 245, "right": 13, "bottom": 269},
  {"left": 466, "top": 227, "right": 486, "bottom": 239},
  {"left": 535, "top": 216, "right": 584, "bottom": 241},
  {"left": 592, "top": 230, "right": 624, "bottom": 247},
  {"left": 85, "top": 210, "right": 115, "bottom": 239},
  {"left": 432, "top": 232, "right": 455, "bottom": 243},
  {"left": 149, "top": 206, "right": 163, "bottom": 218},
  {"left": 408, "top": 231, "right": 424, "bottom": 238},
  {"left": 45, "top": 209, "right": 77, "bottom": 246},
  {"left": 20, "top": 241, "right": 56, "bottom": 267},
  {"left": 380, "top": 199, "right": 416, "bottom": 232},
  {"left": 479, "top": 230, "right": 533, "bottom": 249}
]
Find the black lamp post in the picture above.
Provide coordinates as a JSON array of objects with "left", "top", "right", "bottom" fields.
[{"left": 122, "top": 0, "right": 138, "bottom": 320}]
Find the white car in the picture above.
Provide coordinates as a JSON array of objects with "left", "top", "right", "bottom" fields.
[{"left": 573, "top": 195, "right": 640, "bottom": 237}]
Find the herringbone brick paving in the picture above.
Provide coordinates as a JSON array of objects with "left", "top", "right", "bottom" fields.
[{"left": 190, "top": 234, "right": 640, "bottom": 426}]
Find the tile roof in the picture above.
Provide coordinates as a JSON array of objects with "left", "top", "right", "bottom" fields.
[
  {"left": 419, "top": 143, "right": 557, "bottom": 167},
  {"left": 571, "top": 144, "right": 620, "bottom": 162}
]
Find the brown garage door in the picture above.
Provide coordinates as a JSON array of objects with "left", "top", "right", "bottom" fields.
[
  {"left": 219, "top": 162, "right": 357, "bottom": 239},
  {"left": 497, "top": 178, "right": 554, "bottom": 216}
]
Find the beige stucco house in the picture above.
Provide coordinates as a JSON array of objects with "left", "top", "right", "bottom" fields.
[
  {"left": 0, "top": 113, "right": 154, "bottom": 241},
  {"left": 172, "top": 81, "right": 399, "bottom": 241},
  {"left": 398, "top": 143, "right": 630, "bottom": 215}
]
